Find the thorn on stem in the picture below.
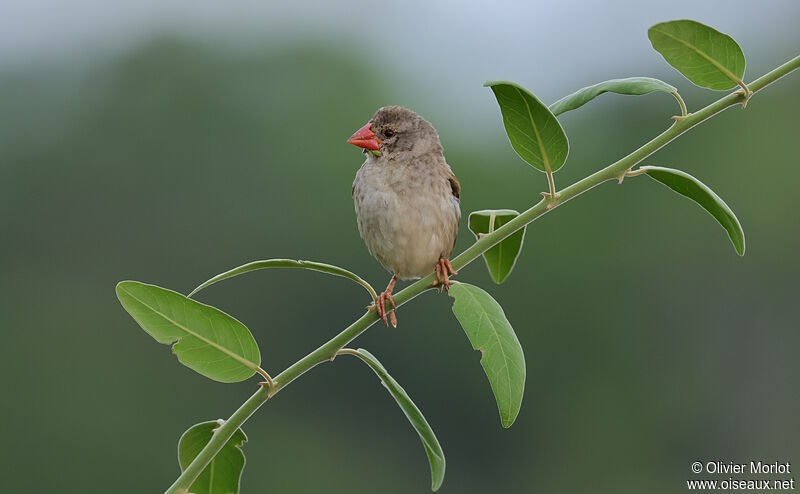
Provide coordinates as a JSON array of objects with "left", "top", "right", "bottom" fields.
[{"left": 541, "top": 191, "right": 560, "bottom": 210}]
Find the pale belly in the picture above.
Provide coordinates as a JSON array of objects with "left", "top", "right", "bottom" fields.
[{"left": 354, "top": 178, "right": 459, "bottom": 279}]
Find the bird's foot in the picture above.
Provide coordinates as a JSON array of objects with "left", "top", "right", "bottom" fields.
[
  {"left": 434, "top": 258, "right": 457, "bottom": 293},
  {"left": 376, "top": 275, "right": 398, "bottom": 328}
]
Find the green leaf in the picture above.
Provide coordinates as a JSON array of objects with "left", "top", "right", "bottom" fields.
[
  {"left": 468, "top": 210, "right": 526, "bottom": 284},
  {"left": 189, "top": 259, "right": 377, "bottom": 300},
  {"left": 484, "top": 81, "right": 569, "bottom": 174},
  {"left": 116, "top": 281, "right": 261, "bottom": 383},
  {"left": 342, "top": 348, "right": 445, "bottom": 491},
  {"left": 178, "top": 420, "right": 247, "bottom": 494},
  {"left": 641, "top": 166, "right": 745, "bottom": 256},
  {"left": 648, "top": 20, "right": 746, "bottom": 90},
  {"left": 549, "top": 77, "right": 679, "bottom": 116},
  {"left": 448, "top": 283, "right": 525, "bottom": 428}
]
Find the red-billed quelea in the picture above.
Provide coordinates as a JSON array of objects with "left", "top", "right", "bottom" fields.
[{"left": 348, "top": 106, "right": 460, "bottom": 327}]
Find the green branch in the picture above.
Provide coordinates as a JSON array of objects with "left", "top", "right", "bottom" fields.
[{"left": 165, "top": 54, "right": 800, "bottom": 494}]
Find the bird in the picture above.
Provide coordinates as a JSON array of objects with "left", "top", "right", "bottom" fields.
[{"left": 348, "top": 106, "right": 461, "bottom": 327}]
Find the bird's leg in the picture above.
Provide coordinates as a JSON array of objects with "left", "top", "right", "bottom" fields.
[
  {"left": 376, "top": 275, "right": 398, "bottom": 328},
  {"left": 434, "top": 257, "right": 457, "bottom": 292}
]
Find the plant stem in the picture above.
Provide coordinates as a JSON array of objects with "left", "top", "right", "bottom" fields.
[{"left": 164, "top": 54, "right": 800, "bottom": 494}]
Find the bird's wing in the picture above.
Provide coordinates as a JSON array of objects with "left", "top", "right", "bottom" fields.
[
  {"left": 447, "top": 171, "right": 461, "bottom": 255},
  {"left": 448, "top": 173, "right": 461, "bottom": 200}
]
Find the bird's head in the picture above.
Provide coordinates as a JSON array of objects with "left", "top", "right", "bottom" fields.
[{"left": 347, "top": 106, "right": 442, "bottom": 161}]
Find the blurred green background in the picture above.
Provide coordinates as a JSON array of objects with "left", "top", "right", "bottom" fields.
[{"left": 1, "top": 2, "right": 798, "bottom": 492}]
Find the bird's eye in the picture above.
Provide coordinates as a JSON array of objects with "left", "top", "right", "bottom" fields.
[{"left": 383, "top": 129, "right": 395, "bottom": 138}]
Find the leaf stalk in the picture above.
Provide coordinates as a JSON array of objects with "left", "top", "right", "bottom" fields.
[
  {"left": 255, "top": 367, "right": 274, "bottom": 388},
  {"left": 671, "top": 91, "right": 688, "bottom": 117},
  {"left": 544, "top": 166, "right": 557, "bottom": 203}
]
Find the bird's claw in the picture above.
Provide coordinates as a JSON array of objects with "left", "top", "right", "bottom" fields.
[
  {"left": 376, "top": 290, "right": 397, "bottom": 328},
  {"left": 434, "top": 258, "right": 457, "bottom": 292},
  {"left": 375, "top": 275, "right": 398, "bottom": 328}
]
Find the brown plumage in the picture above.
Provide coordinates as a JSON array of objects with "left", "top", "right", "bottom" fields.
[{"left": 348, "top": 106, "right": 460, "bottom": 327}]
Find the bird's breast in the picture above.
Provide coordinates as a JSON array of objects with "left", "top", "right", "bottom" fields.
[{"left": 353, "top": 163, "right": 460, "bottom": 279}]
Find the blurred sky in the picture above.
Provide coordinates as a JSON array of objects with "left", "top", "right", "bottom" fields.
[{"left": 3, "top": 0, "right": 799, "bottom": 128}]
